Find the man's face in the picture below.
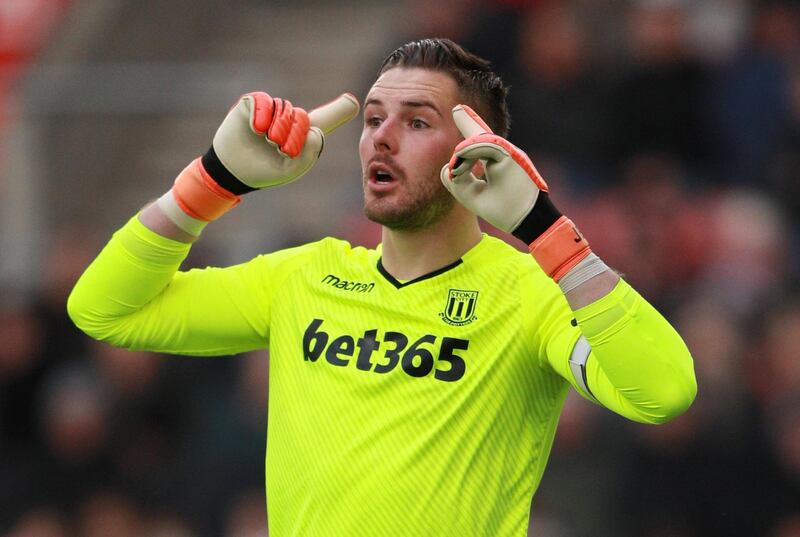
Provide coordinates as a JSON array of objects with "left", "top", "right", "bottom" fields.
[{"left": 359, "top": 67, "right": 464, "bottom": 230}]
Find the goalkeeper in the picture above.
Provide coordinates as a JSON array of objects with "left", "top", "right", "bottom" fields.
[{"left": 68, "top": 38, "right": 696, "bottom": 536}]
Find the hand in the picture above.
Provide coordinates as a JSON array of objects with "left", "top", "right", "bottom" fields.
[
  {"left": 439, "top": 104, "right": 549, "bottom": 233},
  {"left": 156, "top": 91, "right": 359, "bottom": 238},
  {"left": 440, "top": 104, "right": 592, "bottom": 282},
  {"left": 205, "top": 91, "right": 360, "bottom": 193}
]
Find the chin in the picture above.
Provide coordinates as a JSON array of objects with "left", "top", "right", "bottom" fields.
[{"left": 364, "top": 198, "right": 455, "bottom": 232}]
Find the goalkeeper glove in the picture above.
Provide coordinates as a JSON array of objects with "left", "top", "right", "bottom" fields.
[
  {"left": 158, "top": 91, "right": 360, "bottom": 236},
  {"left": 440, "top": 104, "right": 596, "bottom": 284}
]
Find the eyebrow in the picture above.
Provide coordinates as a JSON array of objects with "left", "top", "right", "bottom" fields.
[{"left": 364, "top": 98, "right": 443, "bottom": 117}]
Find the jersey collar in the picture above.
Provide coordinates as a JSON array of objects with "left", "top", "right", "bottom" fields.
[
  {"left": 374, "top": 233, "right": 493, "bottom": 289},
  {"left": 376, "top": 257, "right": 463, "bottom": 289}
]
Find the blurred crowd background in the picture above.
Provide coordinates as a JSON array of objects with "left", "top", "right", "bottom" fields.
[{"left": 1, "top": 0, "right": 799, "bottom": 535}]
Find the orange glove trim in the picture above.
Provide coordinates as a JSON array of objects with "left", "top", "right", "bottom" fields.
[
  {"left": 248, "top": 91, "right": 276, "bottom": 135},
  {"left": 528, "top": 216, "right": 592, "bottom": 281},
  {"left": 254, "top": 97, "right": 309, "bottom": 159},
  {"left": 449, "top": 132, "right": 549, "bottom": 192},
  {"left": 281, "top": 107, "right": 310, "bottom": 159},
  {"left": 462, "top": 104, "right": 492, "bottom": 133},
  {"left": 172, "top": 158, "right": 241, "bottom": 222}
]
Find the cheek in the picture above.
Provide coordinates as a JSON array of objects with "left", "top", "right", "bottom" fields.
[
  {"left": 426, "top": 136, "right": 458, "bottom": 169},
  {"left": 358, "top": 130, "right": 371, "bottom": 165}
]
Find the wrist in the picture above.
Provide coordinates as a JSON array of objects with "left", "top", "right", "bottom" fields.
[
  {"left": 511, "top": 194, "right": 592, "bottom": 282},
  {"left": 558, "top": 253, "right": 610, "bottom": 294},
  {"left": 563, "top": 268, "right": 619, "bottom": 310},
  {"left": 155, "top": 190, "right": 208, "bottom": 238},
  {"left": 510, "top": 192, "right": 561, "bottom": 244},
  {"left": 529, "top": 216, "right": 592, "bottom": 281},
  {"left": 157, "top": 158, "right": 241, "bottom": 237},
  {"left": 201, "top": 145, "right": 257, "bottom": 195},
  {"left": 140, "top": 201, "right": 201, "bottom": 243}
]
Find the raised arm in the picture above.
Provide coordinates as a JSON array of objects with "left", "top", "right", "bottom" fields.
[
  {"left": 140, "top": 91, "right": 359, "bottom": 242},
  {"left": 68, "top": 91, "right": 359, "bottom": 354},
  {"left": 441, "top": 104, "right": 697, "bottom": 423}
]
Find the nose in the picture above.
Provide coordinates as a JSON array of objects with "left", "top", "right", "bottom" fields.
[{"left": 372, "top": 118, "right": 397, "bottom": 153}]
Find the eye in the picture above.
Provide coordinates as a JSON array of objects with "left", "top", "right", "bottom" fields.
[
  {"left": 365, "top": 116, "right": 383, "bottom": 127},
  {"left": 410, "top": 118, "right": 429, "bottom": 129}
]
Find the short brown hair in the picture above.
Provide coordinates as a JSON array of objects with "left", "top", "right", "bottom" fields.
[{"left": 378, "top": 38, "right": 511, "bottom": 137}]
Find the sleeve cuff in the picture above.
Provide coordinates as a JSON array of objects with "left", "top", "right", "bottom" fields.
[
  {"left": 114, "top": 214, "right": 193, "bottom": 267},
  {"left": 572, "top": 278, "right": 639, "bottom": 341}
]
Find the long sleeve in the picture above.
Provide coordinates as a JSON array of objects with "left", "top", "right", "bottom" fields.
[
  {"left": 541, "top": 278, "right": 697, "bottom": 424},
  {"left": 67, "top": 215, "right": 274, "bottom": 356}
]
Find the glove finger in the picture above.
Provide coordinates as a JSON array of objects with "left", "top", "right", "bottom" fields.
[
  {"left": 447, "top": 138, "right": 507, "bottom": 179},
  {"left": 454, "top": 141, "right": 509, "bottom": 165},
  {"left": 309, "top": 93, "right": 360, "bottom": 135},
  {"left": 440, "top": 163, "right": 459, "bottom": 190},
  {"left": 460, "top": 139, "right": 549, "bottom": 192},
  {"left": 449, "top": 133, "right": 511, "bottom": 175},
  {"left": 448, "top": 157, "right": 478, "bottom": 179},
  {"left": 299, "top": 126, "right": 325, "bottom": 161},
  {"left": 245, "top": 92, "right": 275, "bottom": 135},
  {"left": 280, "top": 107, "right": 310, "bottom": 159},
  {"left": 440, "top": 165, "right": 485, "bottom": 195},
  {"left": 452, "top": 104, "right": 493, "bottom": 139},
  {"left": 272, "top": 126, "right": 324, "bottom": 186},
  {"left": 268, "top": 98, "right": 293, "bottom": 150}
]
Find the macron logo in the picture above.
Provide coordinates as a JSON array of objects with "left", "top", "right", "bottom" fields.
[{"left": 321, "top": 274, "right": 375, "bottom": 293}]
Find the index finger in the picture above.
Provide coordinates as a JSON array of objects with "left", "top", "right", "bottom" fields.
[
  {"left": 309, "top": 93, "right": 360, "bottom": 135},
  {"left": 452, "top": 104, "right": 493, "bottom": 138}
]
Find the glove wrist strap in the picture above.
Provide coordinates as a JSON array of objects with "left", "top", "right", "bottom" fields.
[
  {"left": 511, "top": 192, "right": 561, "bottom": 244},
  {"left": 528, "top": 216, "right": 592, "bottom": 281},
  {"left": 201, "top": 145, "right": 257, "bottom": 195},
  {"left": 159, "top": 158, "right": 242, "bottom": 236},
  {"left": 511, "top": 193, "right": 593, "bottom": 282}
]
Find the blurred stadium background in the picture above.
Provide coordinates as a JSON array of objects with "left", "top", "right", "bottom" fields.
[{"left": 1, "top": 0, "right": 799, "bottom": 535}]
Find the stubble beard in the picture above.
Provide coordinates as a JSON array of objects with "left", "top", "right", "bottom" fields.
[{"left": 363, "top": 170, "right": 456, "bottom": 231}]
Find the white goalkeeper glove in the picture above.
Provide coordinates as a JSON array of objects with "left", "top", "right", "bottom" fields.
[
  {"left": 158, "top": 91, "right": 360, "bottom": 236},
  {"left": 440, "top": 104, "right": 597, "bottom": 283}
]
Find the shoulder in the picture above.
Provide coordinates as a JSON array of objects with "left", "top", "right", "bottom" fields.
[
  {"left": 468, "top": 234, "right": 562, "bottom": 301},
  {"left": 315, "top": 237, "right": 376, "bottom": 262},
  {"left": 467, "top": 234, "right": 542, "bottom": 275},
  {"left": 254, "top": 236, "right": 377, "bottom": 274}
]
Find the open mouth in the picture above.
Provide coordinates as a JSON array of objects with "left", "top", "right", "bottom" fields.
[
  {"left": 368, "top": 162, "right": 399, "bottom": 186},
  {"left": 374, "top": 170, "right": 393, "bottom": 183}
]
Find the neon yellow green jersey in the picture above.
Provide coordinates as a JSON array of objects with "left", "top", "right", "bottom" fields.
[{"left": 68, "top": 216, "right": 696, "bottom": 536}]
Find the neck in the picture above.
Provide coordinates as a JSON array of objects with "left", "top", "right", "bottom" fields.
[{"left": 380, "top": 206, "right": 482, "bottom": 281}]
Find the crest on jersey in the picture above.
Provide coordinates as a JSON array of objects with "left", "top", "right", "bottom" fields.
[{"left": 440, "top": 289, "right": 479, "bottom": 326}]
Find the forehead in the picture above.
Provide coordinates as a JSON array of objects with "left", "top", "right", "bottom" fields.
[{"left": 366, "top": 67, "right": 460, "bottom": 109}]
